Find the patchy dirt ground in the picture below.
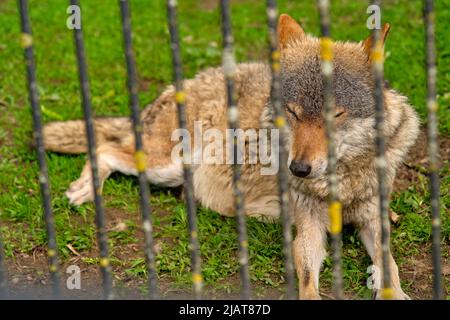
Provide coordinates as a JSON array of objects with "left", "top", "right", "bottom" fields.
[
  {"left": 3, "top": 128, "right": 449, "bottom": 300},
  {"left": 393, "top": 128, "right": 450, "bottom": 192}
]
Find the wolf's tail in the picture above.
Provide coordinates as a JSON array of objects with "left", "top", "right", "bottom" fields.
[{"left": 43, "top": 117, "right": 132, "bottom": 154}]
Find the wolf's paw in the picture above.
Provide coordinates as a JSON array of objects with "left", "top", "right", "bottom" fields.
[
  {"left": 374, "top": 289, "right": 411, "bottom": 300},
  {"left": 299, "top": 292, "right": 322, "bottom": 300},
  {"left": 299, "top": 289, "right": 322, "bottom": 300},
  {"left": 65, "top": 176, "right": 94, "bottom": 206}
]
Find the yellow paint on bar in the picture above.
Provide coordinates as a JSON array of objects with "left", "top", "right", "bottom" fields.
[
  {"left": 272, "top": 62, "right": 280, "bottom": 72},
  {"left": 427, "top": 100, "right": 438, "bottom": 112},
  {"left": 192, "top": 273, "right": 203, "bottom": 284},
  {"left": 271, "top": 50, "right": 280, "bottom": 61},
  {"left": 175, "top": 91, "right": 186, "bottom": 104},
  {"left": 320, "top": 37, "right": 333, "bottom": 61},
  {"left": 275, "top": 116, "right": 286, "bottom": 128},
  {"left": 49, "top": 264, "right": 58, "bottom": 273},
  {"left": 382, "top": 287, "right": 394, "bottom": 300},
  {"left": 21, "top": 33, "right": 33, "bottom": 48},
  {"left": 191, "top": 231, "right": 198, "bottom": 239},
  {"left": 241, "top": 240, "right": 248, "bottom": 248},
  {"left": 328, "top": 201, "right": 342, "bottom": 234},
  {"left": 100, "top": 258, "right": 110, "bottom": 268},
  {"left": 48, "top": 249, "right": 57, "bottom": 257},
  {"left": 135, "top": 150, "right": 147, "bottom": 172},
  {"left": 134, "top": 124, "right": 143, "bottom": 133},
  {"left": 371, "top": 40, "right": 384, "bottom": 63},
  {"left": 428, "top": 11, "right": 435, "bottom": 23}
]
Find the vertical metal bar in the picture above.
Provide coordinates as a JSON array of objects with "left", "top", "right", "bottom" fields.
[
  {"left": 0, "top": 232, "right": 7, "bottom": 298},
  {"left": 167, "top": 0, "right": 203, "bottom": 299},
  {"left": 119, "top": 0, "right": 158, "bottom": 300},
  {"left": 317, "top": 0, "right": 344, "bottom": 300},
  {"left": 424, "top": 0, "right": 443, "bottom": 300},
  {"left": 18, "top": 0, "right": 60, "bottom": 299},
  {"left": 69, "top": 0, "right": 113, "bottom": 300},
  {"left": 370, "top": 0, "right": 392, "bottom": 300},
  {"left": 265, "top": 0, "right": 296, "bottom": 300},
  {"left": 219, "top": 0, "right": 251, "bottom": 300}
]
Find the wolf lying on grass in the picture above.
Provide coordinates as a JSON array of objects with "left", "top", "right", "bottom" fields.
[{"left": 43, "top": 14, "right": 419, "bottom": 299}]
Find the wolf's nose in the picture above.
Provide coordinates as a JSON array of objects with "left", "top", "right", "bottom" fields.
[{"left": 289, "top": 160, "right": 312, "bottom": 178}]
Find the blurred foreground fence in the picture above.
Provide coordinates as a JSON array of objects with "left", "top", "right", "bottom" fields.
[{"left": 0, "top": 0, "right": 443, "bottom": 300}]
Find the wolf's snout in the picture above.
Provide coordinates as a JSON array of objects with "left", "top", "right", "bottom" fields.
[{"left": 289, "top": 160, "right": 312, "bottom": 178}]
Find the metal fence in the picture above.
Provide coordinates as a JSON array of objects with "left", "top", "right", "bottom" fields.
[{"left": 0, "top": 0, "right": 442, "bottom": 300}]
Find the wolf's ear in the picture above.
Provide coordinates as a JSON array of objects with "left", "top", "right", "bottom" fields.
[
  {"left": 278, "top": 14, "right": 305, "bottom": 49},
  {"left": 362, "top": 23, "right": 391, "bottom": 61}
]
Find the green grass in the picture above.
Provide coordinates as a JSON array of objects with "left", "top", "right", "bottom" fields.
[{"left": 0, "top": 0, "right": 449, "bottom": 299}]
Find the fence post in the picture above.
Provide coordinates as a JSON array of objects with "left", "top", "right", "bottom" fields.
[
  {"left": 219, "top": 0, "right": 251, "bottom": 300},
  {"left": 423, "top": 0, "right": 443, "bottom": 300},
  {"left": 317, "top": 0, "right": 344, "bottom": 300},
  {"left": 265, "top": 0, "right": 296, "bottom": 300},
  {"left": 119, "top": 0, "right": 159, "bottom": 300},
  {"left": 69, "top": 0, "right": 113, "bottom": 300},
  {"left": 167, "top": 0, "right": 203, "bottom": 299},
  {"left": 370, "top": 0, "right": 393, "bottom": 300},
  {"left": 18, "top": 0, "right": 60, "bottom": 299}
]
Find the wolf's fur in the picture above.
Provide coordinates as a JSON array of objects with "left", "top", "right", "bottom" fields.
[{"left": 43, "top": 14, "right": 419, "bottom": 299}]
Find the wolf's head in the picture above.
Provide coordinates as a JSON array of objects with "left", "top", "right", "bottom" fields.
[{"left": 278, "top": 14, "right": 390, "bottom": 179}]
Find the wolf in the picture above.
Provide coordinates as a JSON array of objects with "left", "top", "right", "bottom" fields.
[{"left": 43, "top": 14, "right": 419, "bottom": 299}]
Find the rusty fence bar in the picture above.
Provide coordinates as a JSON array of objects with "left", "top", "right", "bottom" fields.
[
  {"left": 424, "top": 0, "right": 443, "bottom": 300},
  {"left": 317, "top": 0, "right": 344, "bottom": 299},
  {"left": 370, "top": 0, "right": 393, "bottom": 300},
  {"left": 18, "top": 0, "right": 61, "bottom": 299},
  {"left": 118, "top": 0, "right": 158, "bottom": 300},
  {"left": 69, "top": 0, "right": 113, "bottom": 300},
  {"left": 265, "top": 0, "right": 296, "bottom": 300},
  {"left": 167, "top": 0, "right": 203, "bottom": 299},
  {"left": 219, "top": 0, "right": 251, "bottom": 299}
]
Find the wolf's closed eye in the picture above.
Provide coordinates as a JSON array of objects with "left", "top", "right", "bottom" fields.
[
  {"left": 286, "top": 107, "right": 300, "bottom": 120},
  {"left": 335, "top": 111, "right": 345, "bottom": 118}
]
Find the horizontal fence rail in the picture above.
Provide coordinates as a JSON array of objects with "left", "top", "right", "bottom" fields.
[
  {"left": 69, "top": 0, "right": 113, "bottom": 300},
  {"left": 18, "top": 0, "right": 61, "bottom": 299},
  {"left": 119, "top": 0, "right": 159, "bottom": 300},
  {"left": 167, "top": 0, "right": 203, "bottom": 299},
  {"left": 424, "top": 0, "right": 444, "bottom": 300},
  {"left": 0, "top": 0, "right": 442, "bottom": 301}
]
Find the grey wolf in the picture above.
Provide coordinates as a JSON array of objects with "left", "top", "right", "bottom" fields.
[{"left": 43, "top": 14, "right": 419, "bottom": 299}]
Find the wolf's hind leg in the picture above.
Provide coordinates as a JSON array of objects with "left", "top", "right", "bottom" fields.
[
  {"left": 66, "top": 137, "right": 183, "bottom": 205},
  {"left": 66, "top": 144, "right": 137, "bottom": 205},
  {"left": 357, "top": 202, "right": 410, "bottom": 300}
]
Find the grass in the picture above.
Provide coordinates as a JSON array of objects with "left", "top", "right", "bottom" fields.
[{"left": 0, "top": 0, "right": 449, "bottom": 299}]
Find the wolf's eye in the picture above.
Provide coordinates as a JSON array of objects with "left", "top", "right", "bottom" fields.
[
  {"left": 335, "top": 111, "right": 345, "bottom": 118},
  {"left": 286, "top": 107, "right": 299, "bottom": 120}
]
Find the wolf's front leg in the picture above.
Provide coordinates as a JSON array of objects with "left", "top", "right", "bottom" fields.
[
  {"left": 356, "top": 199, "right": 410, "bottom": 300},
  {"left": 292, "top": 198, "right": 328, "bottom": 299}
]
